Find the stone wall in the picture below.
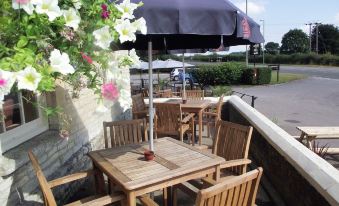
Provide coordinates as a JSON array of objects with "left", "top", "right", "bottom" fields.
[
  {"left": 0, "top": 72, "right": 132, "bottom": 205},
  {"left": 222, "top": 96, "right": 339, "bottom": 205}
]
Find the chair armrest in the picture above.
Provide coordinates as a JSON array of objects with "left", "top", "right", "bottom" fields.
[
  {"left": 182, "top": 113, "right": 195, "bottom": 123},
  {"left": 138, "top": 195, "right": 159, "bottom": 206},
  {"left": 202, "top": 112, "right": 217, "bottom": 117},
  {"left": 220, "top": 159, "right": 252, "bottom": 169},
  {"left": 49, "top": 170, "right": 95, "bottom": 188}
]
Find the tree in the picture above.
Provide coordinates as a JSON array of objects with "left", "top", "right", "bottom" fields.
[
  {"left": 265, "top": 42, "right": 280, "bottom": 55},
  {"left": 280, "top": 29, "right": 309, "bottom": 54},
  {"left": 311, "top": 24, "right": 339, "bottom": 54}
]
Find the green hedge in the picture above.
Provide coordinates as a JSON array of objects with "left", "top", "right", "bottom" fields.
[
  {"left": 190, "top": 53, "right": 339, "bottom": 66},
  {"left": 191, "top": 62, "right": 245, "bottom": 88},
  {"left": 242, "top": 67, "right": 271, "bottom": 85},
  {"left": 191, "top": 62, "right": 271, "bottom": 87},
  {"left": 256, "top": 67, "right": 272, "bottom": 84}
]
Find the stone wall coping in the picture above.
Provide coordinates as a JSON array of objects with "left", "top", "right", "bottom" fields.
[
  {"left": 144, "top": 96, "right": 230, "bottom": 105},
  {"left": 228, "top": 95, "right": 339, "bottom": 205}
]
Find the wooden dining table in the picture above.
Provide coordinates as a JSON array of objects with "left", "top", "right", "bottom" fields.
[
  {"left": 157, "top": 99, "right": 211, "bottom": 145},
  {"left": 88, "top": 137, "right": 225, "bottom": 206}
]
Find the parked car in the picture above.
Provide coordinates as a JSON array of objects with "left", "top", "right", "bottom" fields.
[{"left": 170, "top": 68, "right": 182, "bottom": 81}]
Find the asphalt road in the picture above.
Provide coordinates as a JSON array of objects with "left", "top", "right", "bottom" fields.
[{"left": 280, "top": 65, "right": 339, "bottom": 79}]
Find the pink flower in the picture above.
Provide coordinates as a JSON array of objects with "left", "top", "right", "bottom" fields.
[
  {"left": 101, "top": 83, "right": 119, "bottom": 101},
  {"left": 0, "top": 79, "right": 7, "bottom": 87},
  {"left": 16, "top": 0, "right": 29, "bottom": 4},
  {"left": 80, "top": 52, "right": 93, "bottom": 64}
]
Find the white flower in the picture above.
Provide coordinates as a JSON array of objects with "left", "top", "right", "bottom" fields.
[
  {"left": 114, "top": 19, "right": 137, "bottom": 43},
  {"left": 0, "top": 70, "right": 16, "bottom": 102},
  {"left": 95, "top": 101, "right": 109, "bottom": 113},
  {"left": 63, "top": 8, "right": 81, "bottom": 31},
  {"left": 129, "top": 49, "right": 141, "bottom": 67},
  {"left": 49, "top": 49, "right": 75, "bottom": 75},
  {"left": 93, "top": 26, "right": 114, "bottom": 50},
  {"left": 12, "top": 0, "right": 35, "bottom": 15},
  {"left": 35, "top": 0, "right": 62, "bottom": 21},
  {"left": 71, "top": 0, "right": 82, "bottom": 9},
  {"left": 132, "top": 17, "right": 147, "bottom": 35},
  {"left": 16, "top": 66, "right": 42, "bottom": 91},
  {"left": 116, "top": 0, "right": 138, "bottom": 19}
]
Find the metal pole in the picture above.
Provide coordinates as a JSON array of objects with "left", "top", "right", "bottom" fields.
[
  {"left": 148, "top": 40, "right": 154, "bottom": 151},
  {"left": 260, "top": 19, "right": 265, "bottom": 65},
  {"left": 245, "top": 0, "right": 248, "bottom": 67},
  {"left": 315, "top": 23, "right": 319, "bottom": 54},
  {"left": 306, "top": 23, "right": 313, "bottom": 53},
  {"left": 182, "top": 52, "right": 186, "bottom": 99}
]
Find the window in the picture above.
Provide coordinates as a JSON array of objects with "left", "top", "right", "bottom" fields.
[{"left": 0, "top": 91, "right": 48, "bottom": 154}]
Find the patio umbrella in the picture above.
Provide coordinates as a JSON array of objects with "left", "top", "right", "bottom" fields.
[{"left": 120, "top": 0, "right": 264, "bottom": 151}]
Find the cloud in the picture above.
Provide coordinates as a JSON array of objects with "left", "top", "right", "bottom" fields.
[
  {"left": 234, "top": 1, "right": 265, "bottom": 16},
  {"left": 300, "top": 25, "right": 310, "bottom": 35},
  {"left": 335, "top": 12, "right": 339, "bottom": 25}
]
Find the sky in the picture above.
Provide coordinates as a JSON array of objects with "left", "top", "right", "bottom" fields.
[{"left": 227, "top": 0, "right": 339, "bottom": 53}]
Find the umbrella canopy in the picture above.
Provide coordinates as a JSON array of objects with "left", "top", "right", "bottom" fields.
[{"left": 121, "top": 0, "right": 264, "bottom": 50}]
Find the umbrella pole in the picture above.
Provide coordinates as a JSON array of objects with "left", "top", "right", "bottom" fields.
[
  {"left": 182, "top": 52, "right": 186, "bottom": 99},
  {"left": 148, "top": 40, "right": 154, "bottom": 152}
]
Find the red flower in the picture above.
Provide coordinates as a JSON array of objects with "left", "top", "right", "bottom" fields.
[
  {"left": 101, "top": 11, "right": 110, "bottom": 19},
  {"left": 80, "top": 52, "right": 93, "bottom": 64},
  {"left": 101, "top": 4, "right": 108, "bottom": 11}
]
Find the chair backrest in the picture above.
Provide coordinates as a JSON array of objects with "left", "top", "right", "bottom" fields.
[
  {"left": 185, "top": 90, "right": 204, "bottom": 100},
  {"left": 215, "top": 95, "right": 224, "bottom": 120},
  {"left": 195, "top": 168, "right": 263, "bottom": 206},
  {"left": 103, "top": 119, "right": 148, "bottom": 148},
  {"left": 160, "top": 89, "right": 173, "bottom": 98},
  {"left": 28, "top": 150, "right": 57, "bottom": 206},
  {"left": 213, "top": 120, "right": 253, "bottom": 175},
  {"left": 132, "top": 93, "right": 146, "bottom": 112},
  {"left": 154, "top": 103, "right": 182, "bottom": 135}
]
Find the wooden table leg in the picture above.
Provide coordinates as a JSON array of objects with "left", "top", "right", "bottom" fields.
[
  {"left": 166, "top": 186, "right": 173, "bottom": 206},
  {"left": 127, "top": 191, "right": 136, "bottom": 206},
  {"left": 198, "top": 110, "right": 203, "bottom": 145},
  {"left": 299, "top": 132, "right": 306, "bottom": 143},
  {"left": 213, "top": 165, "right": 221, "bottom": 183},
  {"left": 307, "top": 135, "right": 317, "bottom": 149}
]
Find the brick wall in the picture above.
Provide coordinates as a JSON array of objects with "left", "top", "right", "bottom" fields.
[{"left": 0, "top": 71, "right": 132, "bottom": 205}]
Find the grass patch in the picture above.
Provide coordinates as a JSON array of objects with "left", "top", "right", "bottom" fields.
[
  {"left": 211, "top": 85, "right": 232, "bottom": 97},
  {"left": 270, "top": 71, "right": 306, "bottom": 84}
]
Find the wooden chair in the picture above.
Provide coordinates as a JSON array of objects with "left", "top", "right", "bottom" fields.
[
  {"left": 131, "top": 93, "right": 148, "bottom": 119},
  {"left": 103, "top": 119, "right": 148, "bottom": 148},
  {"left": 197, "top": 95, "right": 224, "bottom": 138},
  {"left": 212, "top": 120, "right": 253, "bottom": 175},
  {"left": 184, "top": 90, "right": 204, "bottom": 100},
  {"left": 154, "top": 103, "right": 195, "bottom": 144},
  {"left": 173, "top": 120, "right": 253, "bottom": 198},
  {"left": 140, "top": 168, "right": 263, "bottom": 206},
  {"left": 159, "top": 89, "right": 173, "bottom": 98},
  {"left": 28, "top": 150, "right": 125, "bottom": 206}
]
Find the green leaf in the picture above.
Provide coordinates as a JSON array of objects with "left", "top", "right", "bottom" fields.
[{"left": 17, "top": 36, "right": 29, "bottom": 48}]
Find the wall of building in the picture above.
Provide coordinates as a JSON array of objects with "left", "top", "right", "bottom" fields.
[
  {"left": 222, "top": 96, "right": 339, "bottom": 206},
  {"left": 0, "top": 70, "right": 132, "bottom": 205}
]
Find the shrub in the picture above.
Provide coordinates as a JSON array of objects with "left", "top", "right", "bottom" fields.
[
  {"left": 242, "top": 68, "right": 255, "bottom": 84},
  {"left": 256, "top": 67, "right": 272, "bottom": 84},
  {"left": 191, "top": 62, "right": 246, "bottom": 88}
]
